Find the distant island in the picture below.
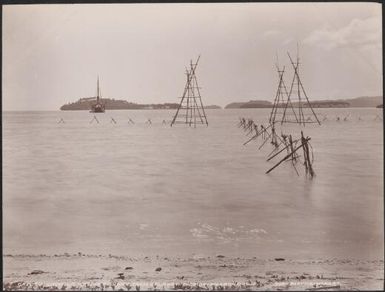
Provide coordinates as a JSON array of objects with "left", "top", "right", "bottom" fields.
[
  {"left": 60, "top": 97, "right": 180, "bottom": 111},
  {"left": 60, "top": 97, "right": 222, "bottom": 111},
  {"left": 204, "top": 105, "right": 222, "bottom": 109},
  {"left": 224, "top": 96, "right": 383, "bottom": 109}
]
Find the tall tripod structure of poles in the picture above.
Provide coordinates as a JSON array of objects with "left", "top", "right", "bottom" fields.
[
  {"left": 268, "top": 64, "right": 297, "bottom": 125},
  {"left": 170, "top": 56, "right": 208, "bottom": 127},
  {"left": 281, "top": 47, "right": 321, "bottom": 126},
  {"left": 270, "top": 47, "right": 321, "bottom": 126}
]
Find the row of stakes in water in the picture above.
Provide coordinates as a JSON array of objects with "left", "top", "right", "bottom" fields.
[
  {"left": 57, "top": 116, "right": 170, "bottom": 125},
  {"left": 238, "top": 117, "right": 315, "bottom": 178},
  {"left": 57, "top": 114, "right": 383, "bottom": 124},
  {"left": 321, "top": 113, "right": 382, "bottom": 121}
]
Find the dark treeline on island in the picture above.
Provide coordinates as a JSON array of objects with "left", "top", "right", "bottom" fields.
[
  {"left": 60, "top": 97, "right": 180, "bottom": 111},
  {"left": 60, "top": 97, "right": 222, "bottom": 111},
  {"left": 224, "top": 96, "right": 383, "bottom": 109},
  {"left": 204, "top": 105, "right": 222, "bottom": 109}
]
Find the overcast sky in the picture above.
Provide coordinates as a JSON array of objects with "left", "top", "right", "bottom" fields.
[{"left": 3, "top": 3, "right": 382, "bottom": 110}]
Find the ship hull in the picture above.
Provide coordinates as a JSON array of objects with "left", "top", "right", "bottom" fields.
[{"left": 90, "top": 104, "right": 105, "bottom": 113}]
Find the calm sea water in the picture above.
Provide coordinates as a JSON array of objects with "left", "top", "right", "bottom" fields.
[{"left": 3, "top": 108, "right": 383, "bottom": 259}]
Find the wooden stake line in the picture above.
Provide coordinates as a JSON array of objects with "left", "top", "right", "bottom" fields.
[
  {"left": 236, "top": 117, "right": 316, "bottom": 178},
  {"left": 244, "top": 119, "right": 254, "bottom": 132},
  {"left": 289, "top": 135, "right": 299, "bottom": 162},
  {"left": 301, "top": 131, "right": 315, "bottom": 177},
  {"left": 266, "top": 136, "right": 311, "bottom": 174},
  {"left": 258, "top": 129, "right": 273, "bottom": 150},
  {"left": 246, "top": 121, "right": 257, "bottom": 136},
  {"left": 243, "top": 123, "right": 273, "bottom": 146},
  {"left": 259, "top": 125, "right": 286, "bottom": 150},
  {"left": 237, "top": 118, "right": 246, "bottom": 128},
  {"left": 90, "top": 115, "right": 99, "bottom": 124},
  {"left": 266, "top": 138, "right": 300, "bottom": 162}
]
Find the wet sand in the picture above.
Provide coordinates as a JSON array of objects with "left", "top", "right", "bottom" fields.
[{"left": 3, "top": 254, "right": 383, "bottom": 291}]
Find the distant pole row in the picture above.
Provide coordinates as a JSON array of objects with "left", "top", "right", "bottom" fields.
[
  {"left": 321, "top": 114, "right": 383, "bottom": 121},
  {"left": 57, "top": 115, "right": 169, "bottom": 125}
]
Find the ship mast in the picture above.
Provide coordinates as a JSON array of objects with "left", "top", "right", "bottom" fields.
[{"left": 97, "top": 75, "right": 100, "bottom": 103}]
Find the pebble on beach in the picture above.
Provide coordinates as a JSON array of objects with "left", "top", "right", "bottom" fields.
[{"left": 29, "top": 270, "right": 45, "bottom": 275}]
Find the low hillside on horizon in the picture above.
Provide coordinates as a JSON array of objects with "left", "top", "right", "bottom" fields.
[
  {"left": 60, "top": 97, "right": 180, "bottom": 111},
  {"left": 224, "top": 96, "right": 383, "bottom": 109},
  {"left": 60, "top": 97, "right": 222, "bottom": 111}
]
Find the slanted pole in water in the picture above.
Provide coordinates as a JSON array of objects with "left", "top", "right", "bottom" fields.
[
  {"left": 301, "top": 131, "right": 315, "bottom": 177},
  {"left": 266, "top": 136, "right": 311, "bottom": 174},
  {"left": 243, "top": 123, "right": 273, "bottom": 145},
  {"left": 90, "top": 115, "right": 99, "bottom": 124},
  {"left": 266, "top": 137, "right": 300, "bottom": 162}
]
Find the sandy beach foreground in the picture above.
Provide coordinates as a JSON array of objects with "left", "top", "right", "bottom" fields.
[{"left": 3, "top": 254, "right": 383, "bottom": 291}]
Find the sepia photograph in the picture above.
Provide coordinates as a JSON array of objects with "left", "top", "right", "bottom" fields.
[{"left": 2, "top": 2, "right": 383, "bottom": 291}]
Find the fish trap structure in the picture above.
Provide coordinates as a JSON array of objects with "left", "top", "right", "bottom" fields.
[
  {"left": 266, "top": 131, "right": 315, "bottom": 178},
  {"left": 268, "top": 64, "right": 291, "bottom": 125},
  {"left": 237, "top": 117, "right": 316, "bottom": 178},
  {"left": 170, "top": 56, "right": 208, "bottom": 127},
  {"left": 269, "top": 49, "right": 321, "bottom": 126}
]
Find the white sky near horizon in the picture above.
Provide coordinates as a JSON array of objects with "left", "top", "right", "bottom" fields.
[{"left": 2, "top": 3, "right": 382, "bottom": 110}]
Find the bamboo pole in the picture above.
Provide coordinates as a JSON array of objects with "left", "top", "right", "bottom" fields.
[
  {"left": 258, "top": 130, "right": 273, "bottom": 150},
  {"left": 266, "top": 138, "right": 300, "bottom": 161},
  {"left": 301, "top": 131, "right": 315, "bottom": 177},
  {"left": 243, "top": 123, "right": 273, "bottom": 145},
  {"left": 266, "top": 137, "right": 310, "bottom": 174}
]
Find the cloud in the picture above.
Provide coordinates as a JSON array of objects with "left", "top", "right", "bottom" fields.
[
  {"left": 282, "top": 37, "right": 294, "bottom": 46},
  {"left": 303, "top": 16, "right": 381, "bottom": 50},
  {"left": 262, "top": 30, "right": 282, "bottom": 38}
]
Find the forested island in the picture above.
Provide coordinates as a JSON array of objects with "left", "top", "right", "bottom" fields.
[
  {"left": 60, "top": 97, "right": 222, "bottom": 111},
  {"left": 204, "top": 105, "right": 222, "bottom": 109},
  {"left": 224, "top": 96, "right": 382, "bottom": 109},
  {"left": 225, "top": 100, "right": 349, "bottom": 109},
  {"left": 60, "top": 97, "right": 179, "bottom": 111}
]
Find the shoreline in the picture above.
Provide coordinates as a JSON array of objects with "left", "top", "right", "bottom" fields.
[{"left": 4, "top": 254, "right": 384, "bottom": 291}]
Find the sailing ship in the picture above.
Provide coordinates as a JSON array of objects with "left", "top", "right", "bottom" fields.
[{"left": 90, "top": 76, "right": 106, "bottom": 113}]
